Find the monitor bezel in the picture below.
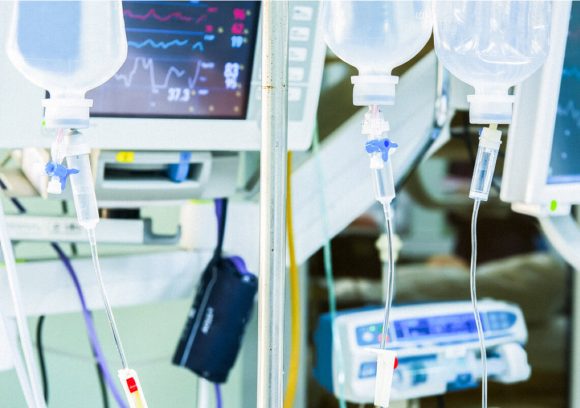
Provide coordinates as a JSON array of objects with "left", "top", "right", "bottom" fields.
[{"left": 502, "top": 1, "right": 580, "bottom": 207}]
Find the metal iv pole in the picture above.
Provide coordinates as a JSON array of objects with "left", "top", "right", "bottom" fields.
[{"left": 257, "top": 1, "right": 289, "bottom": 408}]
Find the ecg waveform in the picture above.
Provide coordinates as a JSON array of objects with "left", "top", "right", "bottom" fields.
[
  {"left": 191, "top": 41, "right": 204, "bottom": 51},
  {"left": 557, "top": 100, "right": 580, "bottom": 129},
  {"left": 128, "top": 38, "right": 188, "bottom": 49},
  {"left": 114, "top": 57, "right": 211, "bottom": 93},
  {"left": 128, "top": 38, "right": 205, "bottom": 51},
  {"left": 124, "top": 8, "right": 193, "bottom": 22}
]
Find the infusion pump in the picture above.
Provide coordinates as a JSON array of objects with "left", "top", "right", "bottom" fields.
[{"left": 314, "top": 300, "right": 531, "bottom": 403}]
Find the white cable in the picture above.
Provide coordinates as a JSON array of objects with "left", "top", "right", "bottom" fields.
[
  {"left": 470, "top": 200, "right": 487, "bottom": 408},
  {"left": 0, "top": 198, "right": 46, "bottom": 408},
  {"left": 3, "top": 317, "right": 35, "bottom": 407}
]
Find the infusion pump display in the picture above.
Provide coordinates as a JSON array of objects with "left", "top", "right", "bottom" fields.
[{"left": 89, "top": 1, "right": 260, "bottom": 119}]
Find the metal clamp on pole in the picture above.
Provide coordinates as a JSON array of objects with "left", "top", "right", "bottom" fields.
[{"left": 257, "top": 1, "right": 289, "bottom": 408}]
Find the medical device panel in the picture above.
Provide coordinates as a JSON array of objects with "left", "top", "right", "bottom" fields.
[{"left": 313, "top": 300, "right": 530, "bottom": 403}]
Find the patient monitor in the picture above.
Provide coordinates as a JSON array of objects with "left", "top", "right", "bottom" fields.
[
  {"left": 501, "top": 1, "right": 580, "bottom": 214},
  {"left": 0, "top": 1, "right": 325, "bottom": 202},
  {"left": 0, "top": 1, "right": 324, "bottom": 151}
]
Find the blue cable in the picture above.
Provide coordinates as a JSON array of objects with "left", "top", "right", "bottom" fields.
[{"left": 214, "top": 383, "right": 222, "bottom": 408}]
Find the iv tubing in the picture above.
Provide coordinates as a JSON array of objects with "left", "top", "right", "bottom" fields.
[
  {"left": 51, "top": 128, "right": 66, "bottom": 164},
  {"left": 87, "top": 228, "right": 129, "bottom": 370},
  {"left": 470, "top": 200, "right": 487, "bottom": 408},
  {"left": 0, "top": 182, "right": 126, "bottom": 407},
  {"left": 379, "top": 204, "right": 395, "bottom": 350},
  {"left": 0, "top": 198, "right": 46, "bottom": 408},
  {"left": 284, "top": 151, "right": 301, "bottom": 408},
  {"left": 50, "top": 242, "right": 128, "bottom": 408},
  {"left": 468, "top": 123, "right": 498, "bottom": 408},
  {"left": 312, "top": 129, "right": 347, "bottom": 408}
]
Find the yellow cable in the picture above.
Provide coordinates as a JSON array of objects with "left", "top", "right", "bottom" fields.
[{"left": 284, "top": 151, "right": 300, "bottom": 408}]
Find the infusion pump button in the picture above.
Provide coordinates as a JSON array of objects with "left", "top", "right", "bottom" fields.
[
  {"left": 361, "top": 331, "right": 375, "bottom": 344},
  {"left": 288, "top": 87, "right": 303, "bottom": 102},
  {"left": 289, "top": 47, "right": 308, "bottom": 62},
  {"left": 292, "top": 6, "right": 314, "bottom": 21},
  {"left": 290, "top": 27, "right": 311, "bottom": 42},
  {"left": 289, "top": 67, "right": 305, "bottom": 82}
]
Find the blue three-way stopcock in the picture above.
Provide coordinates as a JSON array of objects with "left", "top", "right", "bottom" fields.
[
  {"left": 45, "top": 161, "right": 79, "bottom": 191},
  {"left": 365, "top": 138, "right": 398, "bottom": 163}
]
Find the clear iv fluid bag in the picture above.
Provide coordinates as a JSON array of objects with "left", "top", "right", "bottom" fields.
[
  {"left": 6, "top": 1, "right": 127, "bottom": 128},
  {"left": 323, "top": 1, "right": 433, "bottom": 75},
  {"left": 433, "top": 1, "right": 551, "bottom": 123},
  {"left": 6, "top": 1, "right": 127, "bottom": 99},
  {"left": 323, "top": 0, "right": 433, "bottom": 106}
]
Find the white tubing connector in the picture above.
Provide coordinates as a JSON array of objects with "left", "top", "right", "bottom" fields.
[
  {"left": 351, "top": 75, "right": 399, "bottom": 107},
  {"left": 469, "top": 126, "right": 502, "bottom": 202},
  {"left": 467, "top": 93, "right": 515, "bottom": 125},
  {"left": 368, "top": 348, "right": 398, "bottom": 407},
  {"left": 42, "top": 98, "right": 93, "bottom": 129},
  {"left": 119, "top": 368, "right": 149, "bottom": 408}
]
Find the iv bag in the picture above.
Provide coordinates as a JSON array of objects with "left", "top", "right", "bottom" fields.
[
  {"left": 433, "top": 1, "right": 551, "bottom": 124},
  {"left": 323, "top": 0, "right": 433, "bottom": 106},
  {"left": 6, "top": 1, "right": 127, "bottom": 128}
]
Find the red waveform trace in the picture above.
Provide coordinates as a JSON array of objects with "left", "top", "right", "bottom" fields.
[{"left": 124, "top": 8, "right": 193, "bottom": 22}]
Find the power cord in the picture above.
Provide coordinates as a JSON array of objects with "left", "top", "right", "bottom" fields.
[
  {"left": 90, "top": 311, "right": 110, "bottom": 408},
  {"left": 214, "top": 383, "right": 222, "bottom": 408},
  {"left": 36, "top": 315, "right": 49, "bottom": 404},
  {"left": 284, "top": 151, "right": 301, "bottom": 408}
]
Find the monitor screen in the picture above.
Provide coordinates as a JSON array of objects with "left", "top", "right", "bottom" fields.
[
  {"left": 88, "top": 1, "right": 260, "bottom": 119},
  {"left": 547, "top": 2, "right": 580, "bottom": 184}
]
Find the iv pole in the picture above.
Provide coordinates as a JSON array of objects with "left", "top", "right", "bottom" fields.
[{"left": 257, "top": 1, "right": 289, "bottom": 407}]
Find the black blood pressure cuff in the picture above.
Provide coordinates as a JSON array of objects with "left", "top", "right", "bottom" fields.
[{"left": 172, "top": 254, "right": 258, "bottom": 383}]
